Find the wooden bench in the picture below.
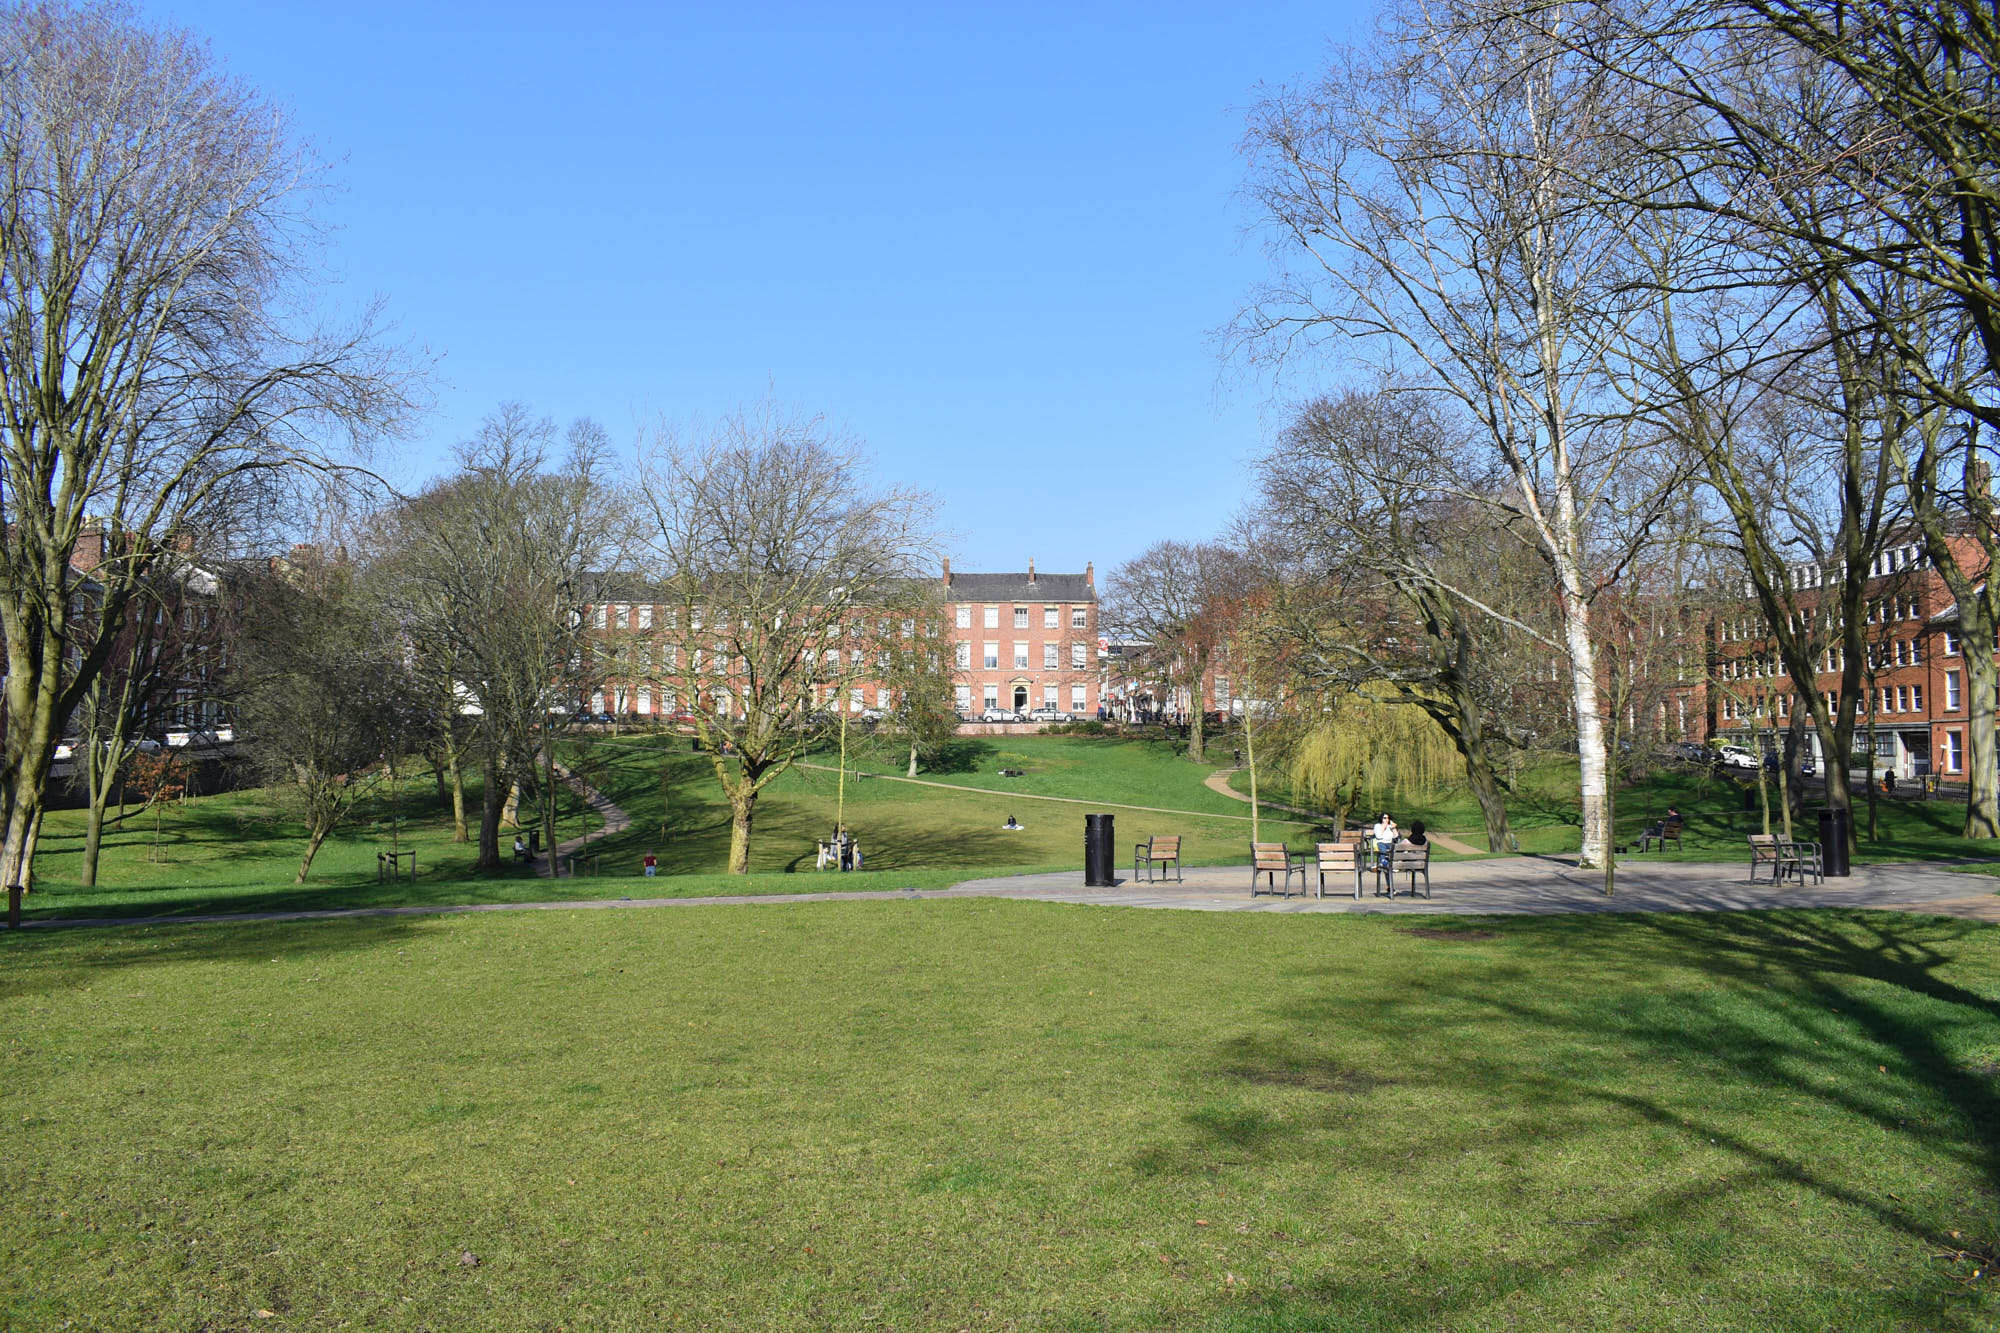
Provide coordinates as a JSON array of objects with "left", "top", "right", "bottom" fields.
[
  {"left": 1134, "top": 834, "right": 1183, "bottom": 883},
  {"left": 1748, "top": 833, "right": 1822, "bottom": 885},
  {"left": 1249, "top": 841, "right": 1305, "bottom": 898},
  {"left": 1378, "top": 841, "right": 1432, "bottom": 898},
  {"left": 1314, "top": 841, "right": 1365, "bottom": 899},
  {"left": 1636, "top": 815, "right": 1684, "bottom": 853}
]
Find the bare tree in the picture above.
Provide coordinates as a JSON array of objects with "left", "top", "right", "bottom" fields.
[
  {"left": 1105, "top": 542, "right": 1256, "bottom": 764},
  {"left": 637, "top": 405, "right": 939, "bottom": 874},
  {"left": 232, "top": 549, "right": 423, "bottom": 883},
  {"left": 0, "top": 3, "right": 412, "bottom": 888},
  {"left": 1238, "top": 0, "right": 1682, "bottom": 871},
  {"left": 379, "top": 407, "right": 624, "bottom": 871}
]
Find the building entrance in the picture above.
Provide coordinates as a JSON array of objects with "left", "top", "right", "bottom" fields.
[{"left": 1012, "top": 684, "right": 1030, "bottom": 711}]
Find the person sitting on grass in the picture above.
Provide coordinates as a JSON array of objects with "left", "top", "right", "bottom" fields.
[{"left": 1002, "top": 815, "right": 1023, "bottom": 831}]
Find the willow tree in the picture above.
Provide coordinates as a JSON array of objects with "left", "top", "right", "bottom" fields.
[
  {"left": 1283, "top": 694, "right": 1460, "bottom": 834},
  {"left": 0, "top": 3, "right": 409, "bottom": 888}
]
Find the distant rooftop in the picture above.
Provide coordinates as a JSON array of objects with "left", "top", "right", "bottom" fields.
[{"left": 943, "top": 559, "right": 1096, "bottom": 603}]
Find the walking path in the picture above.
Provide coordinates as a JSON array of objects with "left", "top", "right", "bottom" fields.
[
  {"left": 1196, "top": 769, "right": 1486, "bottom": 854},
  {"left": 17, "top": 854, "right": 1999, "bottom": 930},
  {"left": 527, "top": 764, "right": 631, "bottom": 874}
]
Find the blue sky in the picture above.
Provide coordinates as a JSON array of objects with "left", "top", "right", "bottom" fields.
[{"left": 149, "top": 1, "right": 1370, "bottom": 573}]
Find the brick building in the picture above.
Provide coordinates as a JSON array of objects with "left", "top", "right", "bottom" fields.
[
  {"left": 579, "top": 559, "right": 1101, "bottom": 723},
  {"left": 1700, "top": 533, "right": 1990, "bottom": 782}
]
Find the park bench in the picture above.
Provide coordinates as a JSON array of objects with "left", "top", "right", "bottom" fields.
[
  {"left": 1249, "top": 841, "right": 1305, "bottom": 898},
  {"left": 1134, "top": 834, "right": 1183, "bottom": 883},
  {"left": 1636, "top": 815, "right": 1684, "bottom": 853},
  {"left": 1747, "top": 833, "right": 1823, "bottom": 885},
  {"left": 1378, "top": 841, "right": 1433, "bottom": 898},
  {"left": 1314, "top": 841, "right": 1366, "bottom": 900}
]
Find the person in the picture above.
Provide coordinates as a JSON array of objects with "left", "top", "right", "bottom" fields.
[
  {"left": 1882, "top": 769, "right": 1895, "bottom": 795},
  {"left": 1002, "top": 814, "right": 1022, "bottom": 830},
  {"left": 513, "top": 835, "right": 530, "bottom": 863},
  {"left": 1371, "top": 812, "right": 1399, "bottom": 869},
  {"left": 643, "top": 851, "right": 658, "bottom": 877},
  {"left": 1406, "top": 820, "right": 1429, "bottom": 848}
]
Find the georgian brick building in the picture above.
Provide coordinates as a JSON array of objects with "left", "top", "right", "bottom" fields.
[
  {"left": 579, "top": 559, "right": 1101, "bottom": 723},
  {"left": 941, "top": 560, "right": 1099, "bottom": 718},
  {"left": 1697, "top": 533, "right": 1992, "bottom": 782}
]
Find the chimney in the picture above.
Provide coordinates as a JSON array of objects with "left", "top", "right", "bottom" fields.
[
  {"left": 1028, "top": 558, "right": 1035, "bottom": 584},
  {"left": 1085, "top": 561, "right": 1094, "bottom": 587},
  {"left": 1973, "top": 458, "right": 1991, "bottom": 500},
  {"left": 942, "top": 556, "right": 952, "bottom": 587}
]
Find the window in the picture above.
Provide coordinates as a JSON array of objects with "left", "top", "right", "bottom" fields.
[
  {"left": 1947, "top": 670, "right": 1962, "bottom": 711},
  {"left": 983, "top": 685, "right": 999, "bottom": 708},
  {"left": 983, "top": 642, "right": 998, "bottom": 669},
  {"left": 1070, "top": 642, "right": 1086, "bottom": 668},
  {"left": 1071, "top": 607, "right": 1087, "bottom": 629},
  {"left": 1912, "top": 685, "right": 1924, "bottom": 712},
  {"left": 1043, "top": 643, "right": 1058, "bottom": 668},
  {"left": 593, "top": 605, "right": 607, "bottom": 628},
  {"left": 850, "top": 687, "right": 864, "bottom": 712},
  {"left": 613, "top": 604, "right": 629, "bottom": 629},
  {"left": 637, "top": 687, "right": 651, "bottom": 714},
  {"left": 983, "top": 606, "right": 998, "bottom": 628},
  {"left": 955, "top": 642, "right": 970, "bottom": 669},
  {"left": 1044, "top": 607, "right": 1058, "bottom": 628},
  {"left": 1013, "top": 606, "right": 1029, "bottom": 628},
  {"left": 1014, "top": 641, "right": 1029, "bottom": 668},
  {"left": 1044, "top": 685, "right": 1060, "bottom": 706},
  {"left": 900, "top": 618, "right": 914, "bottom": 638},
  {"left": 1945, "top": 631, "right": 1961, "bottom": 656},
  {"left": 1216, "top": 676, "right": 1230, "bottom": 709},
  {"left": 1895, "top": 685, "right": 1908, "bottom": 712},
  {"left": 638, "top": 605, "right": 653, "bottom": 629},
  {"left": 955, "top": 685, "right": 971, "bottom": 711},
  {"left": 956, "top": 605, "right": 971, "bottom": 629},
  {"left": 1946, "top": 730, "right": 1964, "bottom": 773},
  {"left": 1071, "top": 685, "right": 1087, "bottom": 712}
]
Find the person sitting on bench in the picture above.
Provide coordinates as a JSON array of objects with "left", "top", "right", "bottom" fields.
[{"left": 513, "top": 835, "right": 531, "bottom": 863}]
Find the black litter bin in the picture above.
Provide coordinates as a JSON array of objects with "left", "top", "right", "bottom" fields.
[
  {"left": 528, "top": 830, "right": 541, "bottom": 855},
  {"left": 1084, "top": 813, "right": 1116, "bottom": 886},
  {"left": 1818, "top": 807, "right": 1851, "bottom": 877}
]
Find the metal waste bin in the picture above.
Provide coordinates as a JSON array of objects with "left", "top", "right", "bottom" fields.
[
  {"left": 1084, "top": 813, "right": 1115, "bottom": 886},
  {"left": 1818, "top": 806, "right": 1850, "bottom": 877}
]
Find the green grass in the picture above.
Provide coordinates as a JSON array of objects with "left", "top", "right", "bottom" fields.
[
  {"left": 16, "top": 734, "right": 1317, "bottom": 922},
  {"left": 4, "top": 902, "right": 1997, "bottom": 1328}
]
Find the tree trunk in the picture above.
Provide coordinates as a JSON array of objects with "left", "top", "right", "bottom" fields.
[
  {"left": 0, "top": 671, "right": 61, "bottom": 890},
  {"left": 1187, "top": 694, "right": 1206, "bottom": 763},
  {"left": 727, "top": 788, "right": 757, "bottom": 874},
  {"left": 448, "top": 750, "right": 468, "bottom": 843},
  {"left": 1561, "top": 593, "right": 1613, "bottom": 874},
  {"left": 295, "top": 824, "right": 331, "bottom": 884},
  {"left": 542, "top": 744, "right": 560, "bottom": 880},
  {"left": 1461, "top": 733, "right": 1513, "bottom": 853},
  {"left": 1960, "top": 609, "right": 2000, "bottom": 837},
  {"left": 907, "top": 743, "right": 918, "bottom": 779},
  {"left": 81, "top": 800, "right": 106, "bottom": 888},
  {"left": 476, "top": 756, "right": 506, "bottom": 870}
]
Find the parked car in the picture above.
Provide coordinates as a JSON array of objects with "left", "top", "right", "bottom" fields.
[
  {"left": 980, "top": 708, "right": 1022, "bottom": 723},
  {"left": 1672, "top": 741, "right": 1720, "bottom": 766},
  {"left": 1716, "top": 744, "right": 1761, "bottom": 770},
  {"left": 1027, "top": 707, "right": 1071, "bottom": 723}
]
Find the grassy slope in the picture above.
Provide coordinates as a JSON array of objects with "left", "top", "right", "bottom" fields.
[
  {"left": 18, "top": 735, "right": 1315, "bottom": 922},
  {"left": 3, "top": 903, "right": 1996, "bottom": 1330}
]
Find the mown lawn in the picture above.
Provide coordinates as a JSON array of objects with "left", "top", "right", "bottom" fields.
[{"left": 3, "top": 902, "right": 1996, "bottom": 1329}]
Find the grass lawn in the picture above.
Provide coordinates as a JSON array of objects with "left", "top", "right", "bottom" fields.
[
  {"left": 15, "top": 734, "right": 1317, "bottom": 923},
  {"left": 3, "top": 902, "right": 1996, "bottom": 1329}
]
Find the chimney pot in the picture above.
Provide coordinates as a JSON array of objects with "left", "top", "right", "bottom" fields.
[{"left": 1028, "top": 558, "right": 1035, "bottom": 583}]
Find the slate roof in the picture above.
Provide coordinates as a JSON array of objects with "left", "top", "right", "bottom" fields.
[{"left": 945, "top": 571, "right": 1096, "bottom": 603}]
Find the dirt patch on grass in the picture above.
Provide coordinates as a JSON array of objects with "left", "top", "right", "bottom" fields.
[{"left": 1402, "top": 927, "right": 1500, "bottom": 942}]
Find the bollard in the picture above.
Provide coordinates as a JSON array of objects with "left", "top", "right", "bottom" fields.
[{"left": 1084, "top": 814, "right": 1115, "bottom": 886}]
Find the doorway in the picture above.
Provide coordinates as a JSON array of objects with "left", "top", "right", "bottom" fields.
[{"left": 1012, "top": 684, "right": 1030, "bottom": 711}]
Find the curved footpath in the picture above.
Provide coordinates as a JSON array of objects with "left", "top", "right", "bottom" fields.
[{"left": 15, "top": 854, "right": 2000, "bottom": 930}]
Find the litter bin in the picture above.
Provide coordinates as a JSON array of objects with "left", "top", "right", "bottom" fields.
[
  {"left": 1817, "top": 806, "right": 1851, "bottom": 877},
  {"left": 1084, "top": 813, "right": 1115, "bottom": 887},
  {"left": 528, "top": 829, "right": 541, "bottom": 855}
]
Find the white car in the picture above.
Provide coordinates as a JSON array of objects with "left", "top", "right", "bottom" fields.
[{"left": 1716, "top": 745, "right": 1761, "bottom": 770}]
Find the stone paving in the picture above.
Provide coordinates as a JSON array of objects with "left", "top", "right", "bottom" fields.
[{"left": 19, "top": 852, "right": 2000, "bottom": 930}]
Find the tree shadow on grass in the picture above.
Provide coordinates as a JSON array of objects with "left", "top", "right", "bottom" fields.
[
  {"left": 1152, "top": 910, "right": 2000, "bottom": 1330},
  {"left": 0, "top": 913, "right": 428, "bottom": 1001},
  {"left": 920, "top": 740, "right": 996, "bottom": 776}
]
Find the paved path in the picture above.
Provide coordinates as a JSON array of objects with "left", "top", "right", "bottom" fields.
[
  {"left": 525, "top": 764, "right": 632, "bottom": 875},
  {"left": 1196, "top": 770, "right": 1487, "bottom": 855},
  {"left": 16, "top": 854, "right": 2000, "bottom": 931}
]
